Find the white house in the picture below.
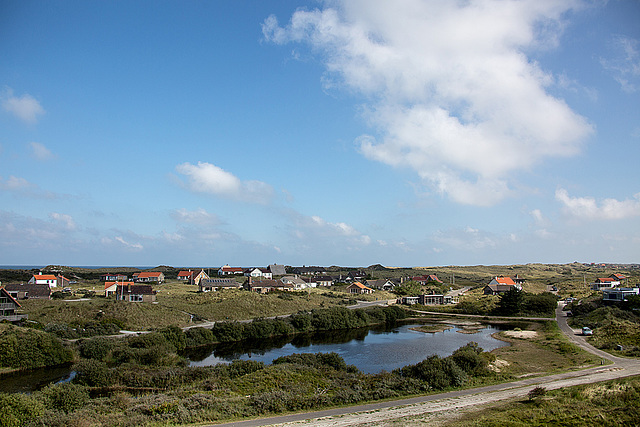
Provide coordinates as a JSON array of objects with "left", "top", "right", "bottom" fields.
[
  {"left": 592, "top": 278, "right": 621, "bottom": 291},
  {"left": 29, "top": 274, "right": 59, "bottom": 288},
  {"left": 244, "top": 268, "right": 273, "bottom": 279}
]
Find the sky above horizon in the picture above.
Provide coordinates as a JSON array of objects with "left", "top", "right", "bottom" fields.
[{"left": 1, "top": 0, "right": 639, "bottom": 268}]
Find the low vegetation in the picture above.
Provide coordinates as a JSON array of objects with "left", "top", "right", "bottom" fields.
[
  {"left": 567, "top": 295, "right": 640, "bottom": 357},
  {"left": 446, "top": 375, "right": 640, "bottom": 427}
]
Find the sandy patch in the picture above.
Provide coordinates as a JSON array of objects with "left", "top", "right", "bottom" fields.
[
  {"left": 488, "top": 359, "right": 510, "bottom": 372},
  {"left": 503, "top": 330, "right": 538, "bottom": 339}
]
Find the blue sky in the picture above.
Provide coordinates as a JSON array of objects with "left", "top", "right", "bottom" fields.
[{"left": 1, "top": 0, "right": 639, "bottom": 267}]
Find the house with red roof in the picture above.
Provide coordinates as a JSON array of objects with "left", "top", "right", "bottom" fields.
[
  {"left": 133, "top": 271, "right": 165, "bottom": 283},
  {"left": 218, "top": 264, "right": 244, "bottom": 275},
  {"left": 347, "top": 281, "right": 374, "bottom": 295},
  {"left": 483, "top": 276, "right": 522, "bottom": 295},
  {"left": 28, "top": 274, "right": 62, "bottom": 288},
  {"left": 591, "top": 277, "right": 621, "bottom": 291}
]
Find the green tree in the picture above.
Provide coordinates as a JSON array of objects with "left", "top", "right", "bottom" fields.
[{"left": 497, "top": 287, "right": 525, "bottom": 315}]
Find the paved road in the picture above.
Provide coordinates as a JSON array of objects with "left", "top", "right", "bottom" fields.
[{"left": 208, "top": 302, "right": 640, "bottom": 427}]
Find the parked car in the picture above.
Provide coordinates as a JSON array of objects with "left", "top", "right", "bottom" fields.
[{"left": 582, "top": 326, "right": 593, "bottom": 336}]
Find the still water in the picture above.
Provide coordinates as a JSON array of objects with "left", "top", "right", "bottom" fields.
[{"left": 187, "top": 323, "right": 508, "bottom": 374}]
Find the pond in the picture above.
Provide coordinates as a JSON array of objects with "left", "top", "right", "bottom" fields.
[
  {"left": 186, "top": 323, "right": 508, "bottom": 374},
  {"left": 0, "top": 364, "right": 75, "bottom": 394}
]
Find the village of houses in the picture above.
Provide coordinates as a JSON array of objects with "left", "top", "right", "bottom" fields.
[{"left": 1, "top": 262, "right": 638, "bottom": 323}]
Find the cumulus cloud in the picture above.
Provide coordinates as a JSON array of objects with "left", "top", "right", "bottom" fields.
[
  {"left": 264, "top": 0, "right": 593, "bottom": 205},
  {"left": 176, "top": 162, "right": 274, "bottom": 204},
  {"left": 2, "top": 89, "right": 45, "bottom": 123},
  {"left": 556, "top": 188, "right": 640, "bottom": 220},
  {"left": 29, "top": 142, "right": 55, "bottom": 161}
]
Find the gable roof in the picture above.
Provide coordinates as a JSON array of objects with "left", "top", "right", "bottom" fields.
[
  {"left": 136, "top": 272, "right": 163, "bottom": 278},
  {"left": 3, "top": 283, "right": 52, "bottom": 298},
  {"left": 177, "top": 270, "right": 194, "bottom": 277},
  {"left": 493, "top": 276, "right": 516, "bottom": 285},
  {"left": 348, "top": 281, "right": 373, "bottom": 290},
  {"left": 0, "top": 287, "right": 22, "bottom": 307},
  {"left": 105, "top": 281, "right": 135, "bottom": 289},
  {"left": 268, "top": 264, "right": 287, "bottom": 275},
  {"left": 33, "top": 274, "right": 57, "bottom": 281},
  {"left": 116, "top": 284, "right": 156, "bottom": 295}
]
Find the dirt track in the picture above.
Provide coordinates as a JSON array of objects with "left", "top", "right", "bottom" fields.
[{"left": 211, "top": 303, "right": 640, "bottom": 427}]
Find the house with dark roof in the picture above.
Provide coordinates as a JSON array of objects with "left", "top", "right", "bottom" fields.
[
  {"left": 3, "top": 283, "right": 51, "bottom": 300},
  {"left": 100, "top": 273, "right": 129, "bottom": 282},
  {"left": 115, "top": 284, "right": 156, "bottom": 302},
  {"left": 412, "top": 274, "right": 443, "bottom": 285},
  {"left": 268, "top": 264, "right": 287, "bottom": 276},
  {"left": 199, "top": 278, "right": 242, "bottom": 292},
  {"left": 0, "top": 287, "right": 27, "bottom": 321},
  {"left": 244, "top": 278, "right": 293, "bottom": 294},
  {"left": 366, "top": 279, "right": 395, "bottom": 291},
  {"left": 105, "top": 281, "right": 135, "bottom": 297}
]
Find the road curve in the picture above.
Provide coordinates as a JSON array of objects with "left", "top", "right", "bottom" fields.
[{"left": 207, "top": 303, "right": 640, "bottom": 427}]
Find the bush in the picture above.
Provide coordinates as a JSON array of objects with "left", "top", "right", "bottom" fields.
[
  {"left": 450, "top": 342, "right": 488, "bottom": 375},
  {"left": 159, "top": 325, "right": 186, "bottom": 351},
  {"left": 272, "top": 352, "right": 348, "bottom": 371},
  {"left": 41, "top": 383, "right": 89, "bottom": 413},
  {"left": 0, "top": 327, "right": 74, "bottom": 370},
  {"left": 79, "top": 336, "right": 119, "bottom": 360},
  {"left": 0, "top": 392, "right": 45, "bottom": 427},
  {"left": 73, "top": 359, "right": 113, "bottom": 387},
  {"left": 185, "top": 327, "right": 215, "bottom": 347}
]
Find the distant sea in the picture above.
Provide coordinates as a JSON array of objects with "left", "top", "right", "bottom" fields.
[{"left": 0, "top": 265, "right": 155, "bottom": 270}]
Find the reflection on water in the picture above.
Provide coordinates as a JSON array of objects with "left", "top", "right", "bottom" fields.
[
  {"left": 186, "top": 323, "right": 508, "bottom": 374},
  {"left": 0, "top": 365, "right": 75, "bottom": 393}
]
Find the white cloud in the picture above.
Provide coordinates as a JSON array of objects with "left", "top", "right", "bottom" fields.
[
  {"left": 289, "top": 211, "right": 372, "bottom": 251},
  {"left": 175, "top": 162, "right": 274, "bottom": 204},
  {"left": 432, "top": 226, "right": 499, "bottom": 250},
  {"left": 264, "top": 0, "right": 593, "bottom": 206},
  {"left": 49, "top": 212, "right": 76, "bottom": 231},
  {"left": 556, "top": 188, "right": 640, "bottom": 220},
  {"left": 115, "top": 236, "right": 144, "bottom": 251},
  {"left": 171, "top": 208, "right": 221, "bottom": 226},
  {"left": 2, "top": 89, "right": 45, "bottom": 123},
  {"left": 601, "top": 35, "right": 640, "bottom": 93},
  {"left": 29, "top": 142, "right": 55, "bottom": 161},
  {"left": 0, "top": 175, "right": 32, "bottom": 191}
]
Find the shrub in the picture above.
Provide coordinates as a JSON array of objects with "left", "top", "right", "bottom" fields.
[
  {"left": 396, "top": 354, "right": 468, "bottom": 390},
  {"left": 0, "top": 327, "right": 73, "bottom": 370},
  {"left": 159, "top": 325, "right": 186, "bottom": 351},
  {"left": 79, "top": 336, "right": 118, "bottom": 360},
  {"left": 41, "top": 383, "right": 90, "bottom": 414},
  {"left": 0, "top": 392, "right": 45, "bottom": 427},
  {"left": 73, "top": 359, "right": 113, "bottom": 387},
  {"left": 450, "top": 342, "right": 488, "bottom": 375},
  {"left": 185, "top": 327, "right": 215, "bottom": 347},
  {"left": 528, "top": 386, "right": 547, "bottom": 401}
]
